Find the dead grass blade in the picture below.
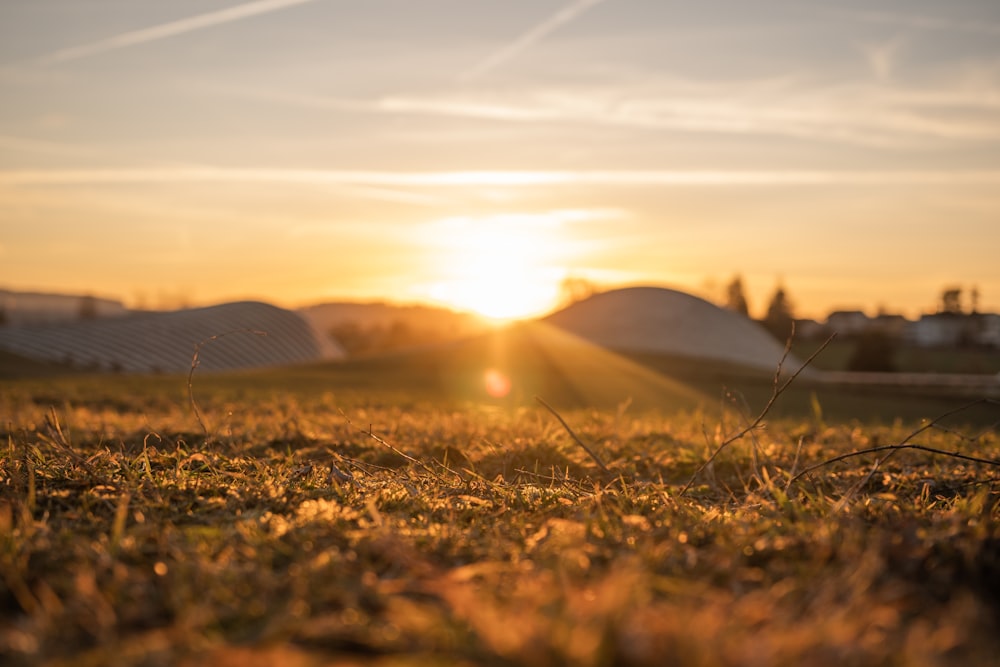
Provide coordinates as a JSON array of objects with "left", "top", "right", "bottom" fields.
[
  {"left": 535, "top": 395, "right": 610, "bottom": 475},
  {"left": 187, "top": 329, "right": 267, "bottom": 436}
]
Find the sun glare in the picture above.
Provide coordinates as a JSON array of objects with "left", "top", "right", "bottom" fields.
[
  {"left": 483, "top": 368, "right": 512, "bottom": 398},
  {"left": 423, "top": 213, "right": 572, "bottom": 321}
]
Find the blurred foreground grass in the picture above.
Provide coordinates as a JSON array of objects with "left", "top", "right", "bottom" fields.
[{"left": 1, "top": 373, "right": 999, "bottom": 666}]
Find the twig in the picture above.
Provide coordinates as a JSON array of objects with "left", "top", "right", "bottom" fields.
[
  {"left": 785, "top": 436, "right": 805, "bottom": 493},
  {"left": 678, "top": 330, "right": 835, "bottom": 497},
  {"left": 337, "top": 409, "right": 462, "bottom": 482},
  {"left": 788, "top": 398, "right": 1000, "bottom": 490},
  {"left": 513, "top": 467, "right": 590, "bottom": 494},
  {"left": 187, "top": 329, "right": 267, "bottom": 436},
  {"left": 790, "top": 443, "right": 1000, "bottom": 483},
  {"left": 535, "top": 396, "right": 611, "bottom": 474}
]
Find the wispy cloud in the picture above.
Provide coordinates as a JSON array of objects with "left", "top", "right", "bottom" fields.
[
  {"left": 3, "top": 166, "right": 999, "bottom": 188},
  {"left": 460, "top": 0, "right": 608, "bottom": 81},
  {"left": 0, "top": 134, "right": 98, "bottom": 157},
  {"left": 214, "top": 67, "right": 1000, "bottom": 149},
  {"left": 829, "top": 9, "right": 1000, "bottom": 36},
  {"left": 861, "top": 38, "right": 905, "bottom": 82},
  {"left": 36, "top": 0, "right": 322, "bottom": 65}
]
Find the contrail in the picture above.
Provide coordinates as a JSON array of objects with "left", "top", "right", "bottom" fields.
[
  {"left": 461, "top": 0, "right": 608, "bottom": 81},
  {"left": 37, "top": 0, "right": 322, "bottom": 65}
]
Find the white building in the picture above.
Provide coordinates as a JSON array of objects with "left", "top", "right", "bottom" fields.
[{"left": 905, "top": 313, "right": 1000, "bottom": 348}]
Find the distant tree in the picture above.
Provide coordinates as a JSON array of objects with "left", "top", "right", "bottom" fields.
[
  {"left": 78, "top": 295, "right": 98, "bottom": 320},
  {"left": 940, "top": 287, "right": 963, "bottom": 314},
  {"left": 971, "top": 286, "right": 980, "bottom": 314},
  {"left": 558, "top": 276, "right": 597, "bottom": 307},
  {"left": 847, "top": 330, "right": 897, "bottom": 372},
  {"left": 725, "top": 275, "right": 750, "bottom": 317},
  {"left": 762, "top": 285, "right": 795, "bottom": 342}
]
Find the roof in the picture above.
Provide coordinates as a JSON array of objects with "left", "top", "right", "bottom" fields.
[
  {"left": 544, "top": 287, "right": 799, "bottom": 372},
  {"left": 0, "top": 301, "right": 345, "bottom": 373}
]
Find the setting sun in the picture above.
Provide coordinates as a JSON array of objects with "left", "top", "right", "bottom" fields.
[
  {"left": 2, "top": 0, "right": 999, "bottom": 319},
  {"left": 422, "top": 213, "right": 573, "bottom": 321}
]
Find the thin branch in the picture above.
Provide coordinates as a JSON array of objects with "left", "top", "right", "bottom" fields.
[
  {"left": 789, "top": 443, "right": 1000, "bottom": 484},
  {"left": 337, "top": 409, "right": 462, "bottom": 482},
  {"left": 789, "top": 398, "right": 1000, "bottom": 489},
  {"left": 535, "top": 396, "right": 611, "bottom": 474},
  {"left": 187, "top": 329, "right": 267, "bottom": 436},
  {"left": 678, "top": 330, "right": 835, "bottom": 497}
]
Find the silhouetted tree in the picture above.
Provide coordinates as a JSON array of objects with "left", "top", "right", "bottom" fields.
[
  {"left": 78, "top": 295, "right": 98, "bottom": 320},
  {"left": 725, "top": 275, "right": 750, "bottom": 317},
  {"left": 940, "top": 287, "right": 962, "bottom": 314},
  {"left": 762, "top": 285, "right": 795, "bottom": 342},
  {"left": 558, "top": 276, "right": 597, "bottom": 307}
]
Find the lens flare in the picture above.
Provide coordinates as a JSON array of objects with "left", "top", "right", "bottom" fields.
[{"left": 484, "top": 368, "right": 512, "bottom": 398}]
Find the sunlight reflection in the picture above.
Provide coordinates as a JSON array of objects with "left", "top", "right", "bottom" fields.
[{"left": 484, "top": 368, "right": 512, "bottom": 398}]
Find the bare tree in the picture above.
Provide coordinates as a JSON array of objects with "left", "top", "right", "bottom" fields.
[
  {"left": 725, "top": 275, "right": 750, "bottom": 317},
  {"left": 763, "top": 285, "right": 795, "bottom": 342},
  {"left": 558, "top": 276, "right": 597, "bottom": 307},
  {"left": 940, "top": 287, "right": 963, "bottom": 314},
  {"left": 78, "top": 295, "right": 98, "bottom": 320}
]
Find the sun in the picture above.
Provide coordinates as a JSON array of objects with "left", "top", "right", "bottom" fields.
[{"left": 423, "top": 214, "right": 568, "bottom": 321}]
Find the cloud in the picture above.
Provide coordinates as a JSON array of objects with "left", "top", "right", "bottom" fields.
[
  {"left": 214, "top": 68, "right": 1000, "bottom": 149},
  {"left": 0, "top": 134, "right": 97, "bottom": 158},
  {"left": 830, "top": 9, "right": 1000, "bottom": 36},
  {"left": 3, "top": 166, "right": 999, "bottom": 188},
  {"left": 862, "top": 38, "right": 905, "bottom": 82},
  {"left": 460, "top": 0, "right": 608, "bottom": 81},
  {"left": 36, "top": 0, "right": 322, "bottom": 65}
]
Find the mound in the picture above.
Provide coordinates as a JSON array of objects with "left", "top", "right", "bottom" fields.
[
  {"left": 0, "top": 301, "right": 344, "bottom": 374},
  {"left": 545, "top": 287, "right": 797, "bottom": 373}
]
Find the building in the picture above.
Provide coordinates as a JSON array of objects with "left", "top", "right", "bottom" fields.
[
  {"left": 905, "top": 313, "right": 1000, "bottom": 348},
  {"left": 825, "top": 310, "right": 870, "bottom": 336}
]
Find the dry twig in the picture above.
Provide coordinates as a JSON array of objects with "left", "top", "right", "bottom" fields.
[
  {"left": 187, "top": 329, "right": 267, "bottom": 436},
  {"left": 337, "top": 409, "right": 463, "bottom": 483},
  {"left": 788, "top": 398, "right": 1000, "bottom": 500},
  {"left": 535, "top": 395, "right": 611, "bottom": 475},
  {"left": 678, "top": 330, "right": 835, "bottom": 497}
]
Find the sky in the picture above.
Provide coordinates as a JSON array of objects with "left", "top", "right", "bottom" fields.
[{"left": 2, "top": 0, "right": 999, "bottom": 320}]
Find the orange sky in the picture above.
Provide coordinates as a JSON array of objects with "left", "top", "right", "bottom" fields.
[{"left": 2, "top": 1, "right": 999, "bottom": 320}]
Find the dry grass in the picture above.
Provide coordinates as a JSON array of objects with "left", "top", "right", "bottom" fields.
[{"left": 1, "top": 376, "right": 999, "bottom": 666}]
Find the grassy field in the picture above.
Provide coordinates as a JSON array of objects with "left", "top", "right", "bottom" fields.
[{"left": 2, "top": 353, "right": 1000, "bottom": 665}]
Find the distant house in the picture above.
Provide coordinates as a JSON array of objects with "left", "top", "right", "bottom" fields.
[
  {"left": 904, "top": 313, "right": 999, "bottom": 347},
  {"left": 793, "top": 318, "right": 825, "bottom": 339},
  {"left": 870, "top": 313, "right": 910, "bottom": 338},
  {"left": 0, "top": 289, "right": 127, "bottom": 326},
  {"left": 975, "top": 314, "right": 1000, "bottom": 347},
  {"left": 825, "top": 310, "right": 870, "bottom": 336}
]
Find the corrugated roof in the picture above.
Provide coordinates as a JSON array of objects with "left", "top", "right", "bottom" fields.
[
  {"left": 545, "top": 287, "right": 798, "bottom": 372},
  {"left": 0, "top": 301, "right": 345, "bottom": 373}
]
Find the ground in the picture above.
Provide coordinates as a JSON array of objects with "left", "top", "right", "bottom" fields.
[{"left": 1, "top": 372, "right": 999, "bottom": 666}]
